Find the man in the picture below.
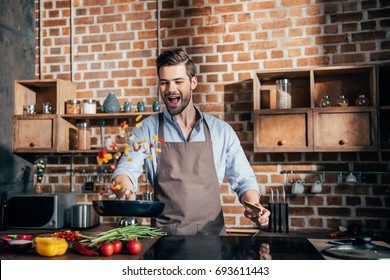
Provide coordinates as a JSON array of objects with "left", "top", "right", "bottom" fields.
[{"left": 112, "top": 49, "right": 270, "bottom": 235}]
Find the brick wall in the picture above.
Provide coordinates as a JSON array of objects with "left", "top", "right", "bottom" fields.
[{"left": 34, "top": 0, "right": 390, "bottom": 233}]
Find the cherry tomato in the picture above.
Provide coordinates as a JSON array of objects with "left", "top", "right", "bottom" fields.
[
  {"left": 126, "top": 240, "right": 142, "bottom": 255},
  {"left": 17, "top": 235, "right": 33, "bottom": 240},
  {"left": 112, "top": 240, "right": 123, "bottom": 254},
  {"left": 100, "top": 242, "right": 114, "bottom": 256},
  {"left": 2, "top": 235, "right": 11, "bottom": 240}
]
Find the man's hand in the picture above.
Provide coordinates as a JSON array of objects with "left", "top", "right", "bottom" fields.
[
  {"left": 112, "top": 174, "right": 136, "bottom": 200},
  {"left": 241, "top": 190, "right": 271, "bottom": 227}
]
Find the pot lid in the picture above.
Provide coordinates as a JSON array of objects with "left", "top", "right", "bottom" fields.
[{"left": 322, "top": 243, "right": 390, "bottom": 260}]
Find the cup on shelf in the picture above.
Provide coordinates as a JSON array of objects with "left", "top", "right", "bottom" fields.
[
  {"left": 292, "top": 180, "right": 304, "bottom": 194},
  {"left": 24, "top": 104, "right": 36, "bottom": 115},
  {"left": 311, "top": 180, "right": 322, "bottom": 193}
]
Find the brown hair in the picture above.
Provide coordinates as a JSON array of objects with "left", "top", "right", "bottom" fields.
[{"left": 156, "top": 49, "right": 196, "bottom": 80}]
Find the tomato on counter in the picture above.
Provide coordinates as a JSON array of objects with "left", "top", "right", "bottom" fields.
[{"left": 126, "top": 240, "right": 142, "bottom": 255}]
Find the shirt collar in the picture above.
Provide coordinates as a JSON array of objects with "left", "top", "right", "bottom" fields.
[{"left": 162, "top": 105, "right": 204, "bottom": 125}]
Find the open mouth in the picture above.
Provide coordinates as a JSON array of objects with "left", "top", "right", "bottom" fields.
[{"left": 166, "top": 95, "right": 181, "bottom": 107}]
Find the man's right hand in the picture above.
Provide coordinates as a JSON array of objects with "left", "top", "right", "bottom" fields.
[{"left": 112, "top": 174, "right": 136, "bottom": 200}]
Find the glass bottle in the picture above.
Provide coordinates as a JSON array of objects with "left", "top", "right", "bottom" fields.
[
  {"left": 355, "top": 94, "right": 369, "bottom": 106},
  {"left": 319, "top": 95, "right": 332, "bottom": 107},
  {"left": 336, "top": 95, "right": 349, "bottom": 107}
]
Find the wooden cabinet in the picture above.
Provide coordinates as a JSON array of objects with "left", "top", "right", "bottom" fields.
[
  {"left": 12, "top": 79, "right": 76, "bottom": 152},
  {"left": 253, "top": 65, "right": 377, "bottom": 152}
]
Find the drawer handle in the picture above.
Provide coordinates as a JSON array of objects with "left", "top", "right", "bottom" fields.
[
  {"left": 277, "top": 140, "right": 286, "bottom": 146},
  {"left": 339, "top": 139, "right": 349, "bottom": 145},
  {"left": 29, "top": 142, "right": 35, "bottom": 147}
]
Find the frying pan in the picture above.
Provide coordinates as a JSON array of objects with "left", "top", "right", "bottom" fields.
[{"left": 92, "top": 200, "right": 165, "bottom": 218}]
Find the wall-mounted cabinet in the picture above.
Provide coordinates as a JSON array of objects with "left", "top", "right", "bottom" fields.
[
  {"left": 12, "top": 79, "right": 157, "bottom": 154},
  {"left": 253, "top": 65, "right": 377, "bottom": 153},
  {"left": 13, "top": 80, "right": 76, "bottom": 152}
]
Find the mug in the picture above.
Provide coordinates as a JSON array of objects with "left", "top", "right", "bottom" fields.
[
  {"left": 346, "top": 173, "right": 357, "bottom": 183},
  {"left": 311, "top": 180, "right": 322, "bottom": 193},
  {"left": 137, "top": 101, "right": 145, "bottom": 112},
  {"left": 123, "top": 101, "right": 131, "bottom": 112},
  {"left": 152, "top": 100, "right": 161, "bottom": 112},
  {"left": 292, "top": 180, "right": 304, "bottom": 194},
  {"left": 42, "top": 102, "right": 52, "bottom": 114}
]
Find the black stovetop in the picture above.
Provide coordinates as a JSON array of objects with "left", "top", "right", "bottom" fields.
[{"left": 141, "top": 235, "right": 324, "bottom": 260}]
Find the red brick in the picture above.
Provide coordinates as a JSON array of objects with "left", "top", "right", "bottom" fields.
[{"left": 318, "top": 207, "right": 351, "bottom": 217}]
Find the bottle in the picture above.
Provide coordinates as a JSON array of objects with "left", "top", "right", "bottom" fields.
[
  {"left": 319, "top": 95, "right": 332, "bottom": 107},
  {"left": 77, "top": 122, "right": 91, "bottom": 150},
  {"left": 355, "top": 94, "right": 369, "bottom": 106},
  {"left": 337, "top": 95, "right": 349, "bottom": 107}
]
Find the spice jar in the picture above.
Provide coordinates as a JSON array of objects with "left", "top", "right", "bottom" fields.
[
  {"left": 355, "top": 94, "right": 369, "bottom": 106},
  {"left": 82, "top": 99, "right": 96, "bottom": 114},
  {"left": 66, "top": 100, "right": 81, "bottom": 114},
  {"left": 77, "top": 122, "right": 91, "bottom": 150},
  {"left": 319, "top": 95, "right": 332, "bottom": 107},
  {"left": 336, "top": 95, "right": 349, "bottom": 107}
]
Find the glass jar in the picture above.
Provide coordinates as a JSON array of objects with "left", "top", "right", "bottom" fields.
[
  {"left": 336, "top": 95, "right": 349, "bottom": 107},
  {"left": 275, "top": 79, "right": 292, "bottom": 109},
  {"left": 319, "top": 95, "right": 332, "bottom": 107},
  {"left": 355, "top": 94, "right": 369, "bottom": 106},
  {"left": 66, "top": 100, "right": 81, "bottom": 114},
  {"left": 83, "top": 99, "right": 96, "bottom": 114},
  {"left": 77, "top": 122, "right": 91, "bottom": 150}
]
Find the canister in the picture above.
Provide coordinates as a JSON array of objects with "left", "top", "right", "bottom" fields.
[
  {"left": 77, "top": 122, "right": 91, "bottom": 150},
  {"left": 276, "top": 79, "right": 292, "bottom": 109},
  {"left": 66, "top": 100, "right": 81, "bottom": 114},
  {"left": 82, "top": 99, "right": 96, "bottom": 114}
]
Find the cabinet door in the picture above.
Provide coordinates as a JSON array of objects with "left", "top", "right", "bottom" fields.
[
  {"left": 313, "top": 108, "right": 377, "bottom": 151},
  {"left": 254, "top": 109, "right": 313, "bottom": 152},
  {"left": 13, "top": 118, "right": 55, "bottom": 152}
]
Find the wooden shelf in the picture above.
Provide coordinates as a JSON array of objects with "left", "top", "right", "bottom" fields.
[{"left": 253, "top": 65, "right": 378, "bottom": 152}]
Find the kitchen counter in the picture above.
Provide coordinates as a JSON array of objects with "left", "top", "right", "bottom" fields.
[{"left": 1, "top": 225, "right": 388, "bottom": 260}]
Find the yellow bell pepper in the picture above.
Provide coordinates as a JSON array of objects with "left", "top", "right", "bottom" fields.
[{"left": 35, "top": 237, "right": 68, "bottom": 257}]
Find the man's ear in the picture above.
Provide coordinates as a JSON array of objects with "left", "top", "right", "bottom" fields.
[{"left": 191, "top": 76, "right": 198, "bottom": 90}]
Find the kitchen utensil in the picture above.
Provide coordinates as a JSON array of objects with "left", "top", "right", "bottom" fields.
[
  {"left": 92, "top": 200, "right": 165, "bottom": 217},
  {"left": 71, "top": 204, "right": 100, "bottom": 229},
  {"left": 243, "top": 201, "right": 261, "bottom": 217},
  {"left": 99, "top": 119, "right": 105, "bottom": 147}
]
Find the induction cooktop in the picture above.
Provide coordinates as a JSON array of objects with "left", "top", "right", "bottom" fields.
[{"left": 141, "top": 235, "right": 324, "bottom": 260}]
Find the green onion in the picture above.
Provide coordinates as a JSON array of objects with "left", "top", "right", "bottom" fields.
[{"left": 79, "top": 225, "right": 165, "bottom": 247}]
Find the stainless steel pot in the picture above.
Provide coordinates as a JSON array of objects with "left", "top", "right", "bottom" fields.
[{"left": 71, "top": 204, "right": 100, "bottom": 229}]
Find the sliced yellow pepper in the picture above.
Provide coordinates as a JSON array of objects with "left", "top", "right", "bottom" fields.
[{"left": 35, "top": 237, "right": 68, "bottom": 257}]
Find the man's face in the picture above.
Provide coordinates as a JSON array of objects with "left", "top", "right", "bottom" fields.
[{"left": 158, "top": 63, "right": 197, "bottom": 115}]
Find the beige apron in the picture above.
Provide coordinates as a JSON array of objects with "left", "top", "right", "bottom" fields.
[{"left": 152, "top": 113, "right": 226, "bottom": 235}]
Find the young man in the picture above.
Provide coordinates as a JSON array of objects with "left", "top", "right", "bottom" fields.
[{"left": 112, "top": 49, "right": 270, "bottom": 235}]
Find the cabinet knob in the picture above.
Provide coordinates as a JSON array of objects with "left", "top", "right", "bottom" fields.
[
  {"left": 29, "top": 142, "right": 35, "bottom": 147},
  {"left": 277, "top": 140, "right": 286, "bottom": 146},
  {"left": 339, "top": 139, "right": 349, "bottom": 145}
]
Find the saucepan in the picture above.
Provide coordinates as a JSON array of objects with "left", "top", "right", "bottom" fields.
[{"left": 92, "top": 200, "right": 165, "bottom": 218}]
